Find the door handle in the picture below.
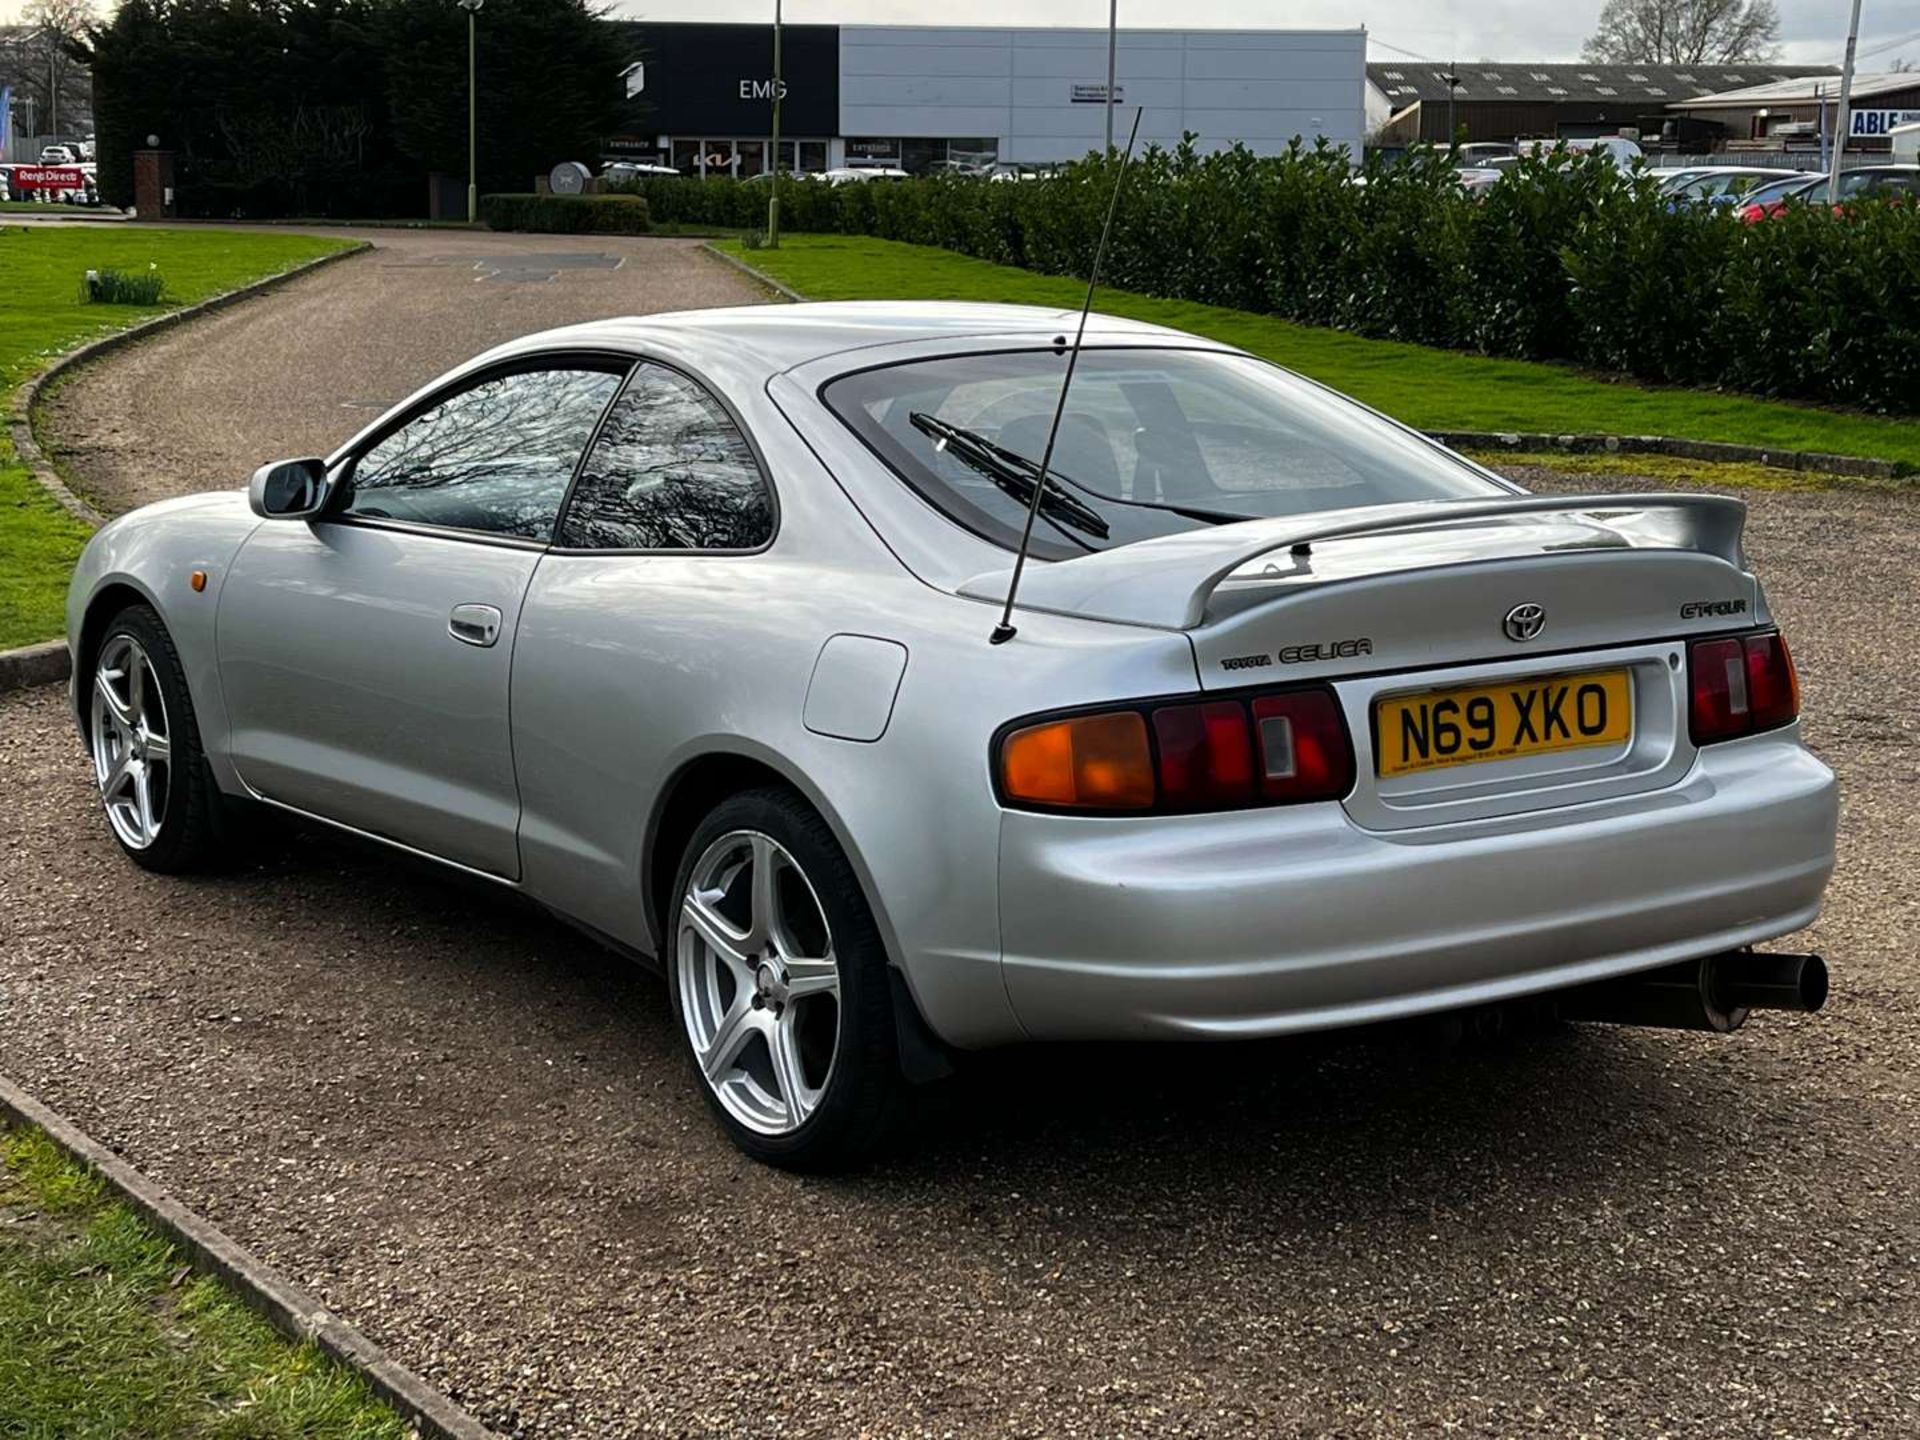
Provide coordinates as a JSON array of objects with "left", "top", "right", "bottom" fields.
[{"left": 448, "top": 603, "right": 503, "bottom": 648}]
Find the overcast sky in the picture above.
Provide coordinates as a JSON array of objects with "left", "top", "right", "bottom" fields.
[
  {"left": 2, "top": 0, "right": 1915, "bottom": 71},
  {"left": 609, "top": 0, "right": 1919, "bottom": 70}
]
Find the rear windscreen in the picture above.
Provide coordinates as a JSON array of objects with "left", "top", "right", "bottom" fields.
[{"left": 824, "top": 347, "right": 1507, "bottom": 560}]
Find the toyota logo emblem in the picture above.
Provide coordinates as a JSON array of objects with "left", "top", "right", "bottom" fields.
[{"left": 1503, "top": 603, "right": 1546, "bottom": 642}]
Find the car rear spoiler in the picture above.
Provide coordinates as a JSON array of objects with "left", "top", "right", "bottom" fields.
[{"left": 957, "top": 492, "right": 1749, "bottom": 631}]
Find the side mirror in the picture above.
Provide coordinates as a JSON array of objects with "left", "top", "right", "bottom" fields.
[{"left": 249, "top": 457, "right": 333, "bottom": 519}]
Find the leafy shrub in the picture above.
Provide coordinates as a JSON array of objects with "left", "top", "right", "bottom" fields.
[
  {"left": 478, "top": 192, "right": 651, "bottom": 234},
  {"left": 82, "top": 267, "right": 167, "bottom": 305},
  {"left": 633, "top": 146, "right": 1920, "bottom": 416}
]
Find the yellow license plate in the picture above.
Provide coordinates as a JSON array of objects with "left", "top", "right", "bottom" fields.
[{"left": 1374, "top": 669, "right": 1633, "bottom": 778}]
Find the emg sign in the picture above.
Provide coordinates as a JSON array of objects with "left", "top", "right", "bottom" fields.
[
  {"left": 738, "top": 78, "right": 790, "bottom": 101},
  {"left": 1850, "top": 108, "right": 1920, "bottom": 138}
]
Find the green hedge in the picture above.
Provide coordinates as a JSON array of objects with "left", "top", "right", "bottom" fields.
[
  {"left": 479, "top": 192, "right": 651, "bottom": 234},
  {"left": 625, "top": 144, "right": 1920, "bottom": 415}
]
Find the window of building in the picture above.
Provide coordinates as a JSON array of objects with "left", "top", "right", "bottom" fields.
[
  {"left": 1627, "top": 72, "right": 1650, "bottom": 81},
  {"left": 1530, "top": 71, "right": 1551, "bottom": 80},
  {"left": 1578, "top": 72, "right": 1601, "bottom": 81},
  {"left": 1383, "top": 69, "right": 1404, "bottom": 79},
  {"left": 346, "top": 368, "right": 624, "bottom": 541},
  {"left": 1547, "top": 86, "right": 1568, "bottom": 95},
  {"left": 557, "top": 364, "right": 773, "bottom": 552},
  {"left": 1596, "top": 86, "right": 1618, "bottom": 95},
  {"left": 1496, "top": 85, "right": 1517, "bottom": 94}
]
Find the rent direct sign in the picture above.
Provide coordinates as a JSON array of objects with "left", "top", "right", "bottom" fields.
[
  {"left": 13, "top": 165, "right": 85, "bottom": 192},
  {"left": 1850, "top": 109, "right": 1920, "bottom": 138}
]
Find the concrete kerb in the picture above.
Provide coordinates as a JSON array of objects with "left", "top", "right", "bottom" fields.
[
  {"left": 8, "top": 240, "right": 375, "bottom": 530},
  {"left": 0, "top": 1075, "right": 503, "bottom": 1440},
  {"left": 700, "top": 241, "right": 807, "bottom": 303},
  {"left": 0, "top": 241, "right": 372, "bottom": 693}
]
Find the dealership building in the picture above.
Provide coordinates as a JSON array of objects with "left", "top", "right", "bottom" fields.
[{"left": 604, "top": 22, "right": 1367, "bottom": 176}]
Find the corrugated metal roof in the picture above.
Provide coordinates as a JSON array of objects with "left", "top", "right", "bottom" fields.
[
  {"left": 1366, "top": 62, "right": 1834, "bottom": 106},
  {"left": 1666, "top": 71, "right": 1920, "bottom": 107}
]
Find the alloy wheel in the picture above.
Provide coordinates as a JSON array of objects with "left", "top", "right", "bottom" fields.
[
  {"left": 678, "top": 830, "right": 841, "bottom": 1136},
  {"left": 90, "top": 633, "right": 172, "bottom": 851}
]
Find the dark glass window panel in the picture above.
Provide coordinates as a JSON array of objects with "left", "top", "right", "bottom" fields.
[
  {"left": 344, "top": 368, "right": 622, "bottom": 541},
  {"left": 824, "top": 348, "right": 1507, "bottom": 561},
  {"left": 558, "top": 364, "right": 773, "bottom": 552}
]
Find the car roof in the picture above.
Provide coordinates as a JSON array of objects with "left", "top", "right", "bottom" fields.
[{"left": 488, "top": 301, "right": 1203, "bottom": 373}]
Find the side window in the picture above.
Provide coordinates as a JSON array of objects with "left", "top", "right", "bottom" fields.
[
  {"left": 343, "top": 366, "right": 624, "bottom": 541},
  {"left": 555, "top": 363, "right": 774, "bottom": 551}
]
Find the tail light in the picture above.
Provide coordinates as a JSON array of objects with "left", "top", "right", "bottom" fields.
[
  {"left": 998, "top": 686, "right": 1355, "bottom": 814},
  {"left": 1689, "top": 631, "right": 1799, "bottom": 746}
]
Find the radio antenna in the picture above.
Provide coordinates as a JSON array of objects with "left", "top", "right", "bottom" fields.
[{"left": 989, "top": 105, "right": 1143, "bottom": 646}]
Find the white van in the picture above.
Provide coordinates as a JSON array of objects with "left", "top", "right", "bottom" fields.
[
  {"left": 1894, "top": 122, "right": 1919, "bottom": 165},
  {"left": 1519, "top": 135, "right": 1644, "bottom": 166}
]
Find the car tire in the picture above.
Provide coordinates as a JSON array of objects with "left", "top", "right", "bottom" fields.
[
  {"left": 668, "top": 786, "right": 902, "bottom": 1171},
  {"left": 86, "top": 603, "right": 232, "bottom": 874}
]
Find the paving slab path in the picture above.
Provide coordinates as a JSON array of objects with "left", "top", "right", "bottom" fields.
[
  {"left": 37, "top": 230, "right": 767, "bottom": 516},
  {"left": 9, "top": 242, "right": 1920, "bottom": 1435}
]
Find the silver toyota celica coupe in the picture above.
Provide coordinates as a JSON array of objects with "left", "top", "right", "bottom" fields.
[{"left": 68, "top": 302, "right": 1838, "bottom": 1167}]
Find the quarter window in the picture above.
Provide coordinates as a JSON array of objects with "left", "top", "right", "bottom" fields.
[
  {"left": 343, "top": 366, "right": 623, "bottom": 541},
  {"left": 556, "top": 364, "right": 773, "bottom": 551}
]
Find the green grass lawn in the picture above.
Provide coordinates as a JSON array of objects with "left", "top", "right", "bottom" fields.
[
  {"left": 1, "top": 1126, "right": 410, "bottom": 1438},
  {"left": 717, "top": 235, "right": 1920, "bottom": 472},
  {"left": 0, "top": 226, "right": 352, "bottom": 649}
]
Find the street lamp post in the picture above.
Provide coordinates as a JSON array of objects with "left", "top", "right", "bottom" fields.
[
  {"left": 1104, "top": 0, "right": 1117, "bottom": 154},
  {"left": 1828, "top": 0, "right": 1864, "bottom": 204},
  {"left": 458, "top": 0, "right": 483, "bottom": 224},
  {"left": 768, "top": 0, "right": 783, "bottom": 247}
]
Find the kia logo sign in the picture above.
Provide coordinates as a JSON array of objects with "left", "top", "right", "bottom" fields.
[{"left": 738, "top": 78, "right": 789, "bottom": 101}]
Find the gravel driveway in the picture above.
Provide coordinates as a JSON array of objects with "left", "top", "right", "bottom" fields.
[
  {"left": 6, "top": 250, "right": 1919, "bottom": 1435},
  {"left": 37, "top": 231, "right": 767, "bottom": 516}
]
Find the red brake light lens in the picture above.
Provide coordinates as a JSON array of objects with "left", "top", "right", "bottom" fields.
[
  {"left": 1152, "top": 701, "right": 1255, "bottom": 809},
  {"left": 1689, "top": 632, "right": 1798, "bottom": 745},
  {"left": 999, "top": 686, "right": 1354, "bottom": 814}
]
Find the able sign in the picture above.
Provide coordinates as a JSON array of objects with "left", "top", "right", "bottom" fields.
[
  {"left": 1849, "top": 109, "right": 1920, "bottom": 138},
  {"left": 13, "top": 165, "right": 84, "bottom": 192}
]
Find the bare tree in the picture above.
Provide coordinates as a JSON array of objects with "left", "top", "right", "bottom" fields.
[
  {"left": 0, "top": 0, "right": 95, "bottom": 140},
  {"left": 1582, "top": 0, "right": 1781, "bottom": 65}
]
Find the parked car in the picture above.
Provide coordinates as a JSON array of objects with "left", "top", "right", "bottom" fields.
[
  {"left": 1660, "top": 167, "right": 1788, "bottom": 204},
  {"left": 1740, "top": 165, "right": 1920, "bottom": 220},
  {"left": 601, "top": 161, "right": 681, "bottom": 184},
  {"left": 67, "top": 303, "right": 1837, "bottom": 1168},
  {"left": 820, "top": 166, "right": 911, "bottom": 185},
  {"left": 1725, "top": 171, "right": 1825, "bottom": 218},
  {"left": 1455, "top": 142, "right": 1514, "bottom": 165},
  {"left": 1519, "top": 135, "right": 1644, "bottom": 166},
  {"left": 39, "top": 144, "right": 77, "bottom": 165},
  {"left": 1454, "top": 165, "right": 1504, "bottom": 197}
]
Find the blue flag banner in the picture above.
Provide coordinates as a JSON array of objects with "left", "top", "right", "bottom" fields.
[{"left": 0, "top": 87, "right": 12, "bottom": 155}]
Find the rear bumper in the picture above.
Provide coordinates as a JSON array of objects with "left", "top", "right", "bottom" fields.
[{"left": 993, "top": 729, "right": 1837, "bottom": 1040}]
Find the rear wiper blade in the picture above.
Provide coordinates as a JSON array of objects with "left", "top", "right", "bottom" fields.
[
  {"left": 910, "top": 412, "right": 1110, "bottom": 539},
  {"left": 912, "top": 412, "right": 1255, "bottom": 531}
]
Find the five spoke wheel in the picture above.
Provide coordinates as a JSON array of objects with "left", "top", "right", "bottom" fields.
[
  {"left": 678, "top": 830, "right": 842, "bottom": 1136},
  {"left": 90, "top": 634, "right": 172, "bottom": 851}
]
